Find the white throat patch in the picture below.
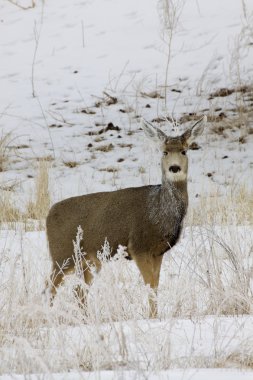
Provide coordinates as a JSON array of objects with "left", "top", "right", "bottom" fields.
[{"left": 166, "top": 171, "right": 187, "bottom": 182}]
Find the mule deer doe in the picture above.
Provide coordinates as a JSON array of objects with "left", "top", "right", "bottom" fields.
[{"left": 46, "top": 116, "right": 206, "bottom": 317}]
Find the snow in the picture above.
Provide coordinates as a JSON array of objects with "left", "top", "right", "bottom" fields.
[
  {"left": 1, "top": 225, "right": 253, "bottom": 376},
  {"left": 0, "top": 0, "right": 253, "bottom": 377},
  {"left": 1, "top": 369, "right": 253, "bottom": 380},
  {"left": 0, "top": 0, "right": 253, "bottom": 203}
]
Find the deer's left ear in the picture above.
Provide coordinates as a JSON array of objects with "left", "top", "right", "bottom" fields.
[{"left": 181, "top": 115, "right": 207, "bottom": 146}]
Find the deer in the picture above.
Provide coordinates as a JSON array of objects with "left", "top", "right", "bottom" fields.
[{"left": 45, "top": 115, "right": 206, "bottom": 318}]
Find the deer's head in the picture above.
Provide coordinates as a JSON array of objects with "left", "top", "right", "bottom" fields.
[{"left": 142, "top": 116, "right": 206, "bottom": 183}]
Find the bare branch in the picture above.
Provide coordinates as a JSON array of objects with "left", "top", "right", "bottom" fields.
[
  {"left": 158, "top": 0, "right": 185, "bottom": 108},
  {"left": 6, "top": 0, "right": 35, "bottom": 10}
]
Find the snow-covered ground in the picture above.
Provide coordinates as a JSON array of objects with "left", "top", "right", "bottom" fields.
[
  {"left": 1, "top": 0, "right": 253, "bottom": 203},
  {"left": 0, "top": 0, "right": 253, "bottom": 378},
  {"left": 1, "top": 369, "right": 253, "bottom": 380},
  {"left": 0, "top": 224, "right": 253, "bottom": 377}
]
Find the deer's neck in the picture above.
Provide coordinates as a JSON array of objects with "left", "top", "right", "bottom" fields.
[
  {"left": 163, "top": 179, "right": 188, "bottom": 208},
  {"left": 148, "top": 179, "right": 188, "bottom": 235},
  {"left": 161, "top": 179, "right": 188, "bottom": 217}
]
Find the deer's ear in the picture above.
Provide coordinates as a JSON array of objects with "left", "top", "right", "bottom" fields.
[
  {"left": 181, "top": 115, "right": 206, "bottom": 145},
  {"left": 141, "top": 118, "right": 167, "bottom": 144}
]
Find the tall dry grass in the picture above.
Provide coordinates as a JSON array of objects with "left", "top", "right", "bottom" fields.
[
  {"left": 0, "top": 160, "right": 51, "bottom": 230},
  {"left": 187, "top": 184, "right": 253, "bottom": 226},
  {"left": 0, "top": 132, "right": 13, "bottom": 173},
  {"left": 0, "top": 191, "right": 22, "bottom": 227},
  {"left": 27, "top": 159, "right": 51, "bottom": 221}
]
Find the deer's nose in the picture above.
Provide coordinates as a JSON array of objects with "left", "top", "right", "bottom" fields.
[{"left": 169, "top": 165, "right": 181, "bottom": 173}]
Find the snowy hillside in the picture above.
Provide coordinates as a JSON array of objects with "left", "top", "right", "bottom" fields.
[
  {"left": 0, "top": 0, "right": 253, "bottom": 378},
  {"left": 1, "top": 0, "right": 253, "bottom": 202}
]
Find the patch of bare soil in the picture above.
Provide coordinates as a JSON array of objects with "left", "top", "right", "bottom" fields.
[
  {"left": 87, "top": 123, "right": 121, "bottom": 136},
  {"left": 80, "top": 108, "right": 96, "bottom": 115},
  {"left": 95, "top": 143, "right": 114, "bottom": 152},
  {"left": 209, "top": 85, "right": 253, "bottom": 100},
  {"left": 63, "top": 161, "right": 79, "bottom": 168},
  {"left": 97, "top": 122, "right": 121, "bottom": 134},
  {"left": 95, "top": 92, "right": 118, "bottom": 107}
]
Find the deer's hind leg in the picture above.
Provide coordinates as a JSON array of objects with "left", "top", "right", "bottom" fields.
[
  {"left": 74, "top": 258, "right": 101, "bottom": 311},
  {"left": 44, "top": 263, "right": 73, "bottom": 305},
  {"left": 133, "top": 253, "right": 163, "bottom": 319}
]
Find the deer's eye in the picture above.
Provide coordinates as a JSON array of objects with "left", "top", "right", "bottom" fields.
[
  {"left": 163, "top": 151, "right": 168, "bottom": 156},
  {"left": 181, "top": 150, "right": 186, "bottom": 155}
]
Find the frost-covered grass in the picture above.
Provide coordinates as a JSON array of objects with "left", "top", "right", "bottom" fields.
[
  {"left": 0, "top": 221, "right": 252, "bottom": 375},
  {"left": 1, "top": 0, "right": 253, "bottom": 378}
]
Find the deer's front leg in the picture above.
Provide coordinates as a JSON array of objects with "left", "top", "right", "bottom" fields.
[{"left": 133, "top": 254, "right": 163, "bottom": 318}]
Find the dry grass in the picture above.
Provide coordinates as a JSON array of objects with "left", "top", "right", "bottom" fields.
[
  {"left": 63, "top": 160, "right": 79, "bottom": 168},
  {"left": 6, "top": 0, "right": 35, "bottom": 10},
  {"left": 0, "top": 160, "right": 51, "bottom": 229},
  {"left": 27, "top": 160, "right": 50, "bottom": 221},
  {"left": 36, "top": 155, "right": 54, "bottom": 162},
  {"left": 99, "top": 166, "right": 118, "bottom": 173},
  {"left": 95, "top": 143, "right": 114, "bottom": 152},
  {"left": 208, "top": 85, "right": 252, "bottom": 100},
  {"left": 0, "top": 132, "right": 13, "bottom": 172},
  {"left": 0, "top": 191, "right": 22, "bottom": 226},
  {"left": 187, "top": 185, "right": 253, "bottom": 226},
  {"left": 118, "top": 143, "right": 133, "bottom": 149}
]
